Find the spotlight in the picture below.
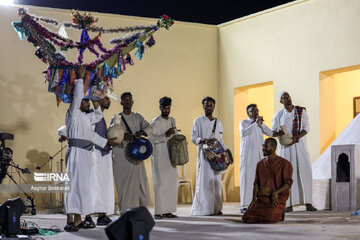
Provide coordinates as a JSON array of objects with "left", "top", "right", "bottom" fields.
[
  {"left": 0, "top": 197, "right": 26, "bottom": 237},
  {"left": 0, "top": 0, "right": 13, "bottom": 6}
]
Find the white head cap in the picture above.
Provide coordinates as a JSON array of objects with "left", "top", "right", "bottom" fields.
[{"left": 278, "top": 91, "right": 288, "bottom": 100}]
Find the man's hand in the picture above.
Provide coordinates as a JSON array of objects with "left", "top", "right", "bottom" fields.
[
  {"left": 76, "top": 65, "right": 86, "bottom": 79},
  {"left": 226, "top": 149, "right": 234, "bottom": 163},
  {"left": 271, "top": 191, "right": 279, "bottom": 207},
  {"left": 107, "top": 137, "right": 118, "bottom": 147},
  {"left": 134, "top": 130, "right": 145, "bottom": 139},
  {"left": 58, "top": 135, "right": 67, "bottom": 142},
  {"left": 291, "top": 135, "right": 299, "bottom": 144},
  {"left": 200, "top": 138, "right": 215, "bottom": 145},
  {"left": 256, "top": 116, "right": 264, "bottom": 125},
  {"left": 165, "top": 127, "right": 175, "bottom": 137},
  {"left": 273, "top": 130, "right": 285, "bottom": 137},
  {"left": 124, "top": 133, "right": 134, "bottom": 142}
]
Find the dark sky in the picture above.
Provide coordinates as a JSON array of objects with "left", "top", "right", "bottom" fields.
[{"left": 16, "top": 0, "right": 294, "bottom": 25}]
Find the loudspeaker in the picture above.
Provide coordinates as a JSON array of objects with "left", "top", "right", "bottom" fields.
[
  {"left": 0, "top": 197, "right": 26, "bottom": 236},
  {"left": 105, "top": 206, "right": 155, "bottom": 240}
]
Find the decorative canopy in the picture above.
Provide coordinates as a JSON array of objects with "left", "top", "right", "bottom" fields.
[{"left": 12, "top": 8, "right": 174, "bottom": 104}]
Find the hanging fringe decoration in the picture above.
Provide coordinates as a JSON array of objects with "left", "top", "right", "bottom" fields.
[
  {"left": 125, "top": 53, "right": 134, "bottom": 66},
  {"left": 12, "top": 8, "right": 174, "bottom": 105},
  {"left": 146, "top": 35, "right": 156, "bottom": 48},
  {"left": 134, "top": 41, "right": 144, "bottom": 60}
]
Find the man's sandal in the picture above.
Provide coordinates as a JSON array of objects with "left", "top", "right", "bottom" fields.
[
  {"left": 77, "top": 220, "right": 93, "bottom": 229},
  {"left": 85, "top": 216, "right": 96, "bottom": 228},
  {"left": 64, "top": 222, "right": 79, "bottom": 232}
]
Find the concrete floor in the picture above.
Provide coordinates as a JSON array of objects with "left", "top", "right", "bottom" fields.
[{"left": 11, "top": 203, "right": 360, "bottom": 240}]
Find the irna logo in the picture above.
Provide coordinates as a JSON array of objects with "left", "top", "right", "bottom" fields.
[{"left": 34, "top": 172, "right": 70, "bottom": 182}]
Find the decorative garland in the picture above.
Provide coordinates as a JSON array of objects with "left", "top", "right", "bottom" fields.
[{"left": 12, "top": 8, "right": 174, "bottom": 104}]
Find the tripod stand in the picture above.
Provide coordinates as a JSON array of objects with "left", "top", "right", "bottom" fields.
[
  {"left": 6, "top": 163, "right": 36, "bottom": 215},
  {"left": 36, "top": 143, "right": 67, "bottom": 210}
]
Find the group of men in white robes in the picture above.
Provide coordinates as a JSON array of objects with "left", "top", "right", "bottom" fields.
[
  {"left": 62, "top": 68, "right": 317, "bottom": 226},
  {"left": 239, "top": 91, "right": 317, "bottom": 214},
  {"left": 61, "top": 83, "right": 181, "bottom": 231}
]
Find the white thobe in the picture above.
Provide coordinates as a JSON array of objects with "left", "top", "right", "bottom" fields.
[
  {"left": 64, "top": 79, "right": 108, "bottom": 215},
  {"left": 58, "top": 114, "right": 114, "bottom": 214},
  {"left": 272, "top": 108, "right": 313, "bottom": 206},
  {"left": 92, "top": 112, "right": 115, "bottom": 215},
  {"left": 111, "top": 112, "right": 152, "bottom": 213},
  {"left": 239, "top": 118, "right": 273, "bottom": 209},
  {"left": 190, "top": 116, "right": 228, "bottom": 216},
  {"left": 149, "top": 116, "right": 177, "bottom": 215}
]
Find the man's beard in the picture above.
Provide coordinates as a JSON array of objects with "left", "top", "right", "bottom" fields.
[
  {"left": 162, "top": 112, "right": 170, "bottom": 117},
  {"left": 205, "top": 110, "right": 213, "bottom": 116},
  {"left": 263, "top": 150, "right": 270, "bottom": 156}
]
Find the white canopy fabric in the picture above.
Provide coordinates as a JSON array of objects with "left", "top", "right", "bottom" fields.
[{"left": 312, "top": 114, "right": 360, "bottom": 179}]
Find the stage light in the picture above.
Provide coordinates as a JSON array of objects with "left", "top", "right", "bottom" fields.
[{"left": 0, "top": 0, "right": 13, "bottom": 6}]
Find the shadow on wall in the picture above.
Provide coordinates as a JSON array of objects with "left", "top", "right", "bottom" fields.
[{"left": 0, "top": 72, "right": 66, "bottom": 208}]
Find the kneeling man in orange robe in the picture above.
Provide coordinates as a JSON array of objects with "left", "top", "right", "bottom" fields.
[{"left": 242, "top": 137, "right": 293, "bottom": 223}]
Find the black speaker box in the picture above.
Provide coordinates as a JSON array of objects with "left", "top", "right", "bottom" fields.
[
  {"left": 105, "top": 206, "right": 155, "bottom": 240},
  {"left": 0, "top": 198, "right": 26, "bottom": 236}
]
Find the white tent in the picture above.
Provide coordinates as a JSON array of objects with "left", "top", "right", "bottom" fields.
[{"left": 312, "top": 114, "right": 360, "bottom": 179}]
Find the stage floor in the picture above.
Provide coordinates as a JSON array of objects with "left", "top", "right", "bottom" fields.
[{"left": 17, "top": 203, "right": 360, "bottom": 240}]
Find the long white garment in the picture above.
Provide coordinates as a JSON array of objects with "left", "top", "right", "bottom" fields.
[
  {"left": 64, "top": 79, "right": 108, "bottom": 215},
  {"left": 58, "top": 115, "right": 114, "bottom": 214},
  {"left": 149, "top": 116, "right": 177, "bottom": 215},
  {"left": 239, "top": 118, "right": 273, "bottom": 208},
  {"left": 111, "top": 112, "right": 152, "bottom": 213},
  {"left": 272, "top": 108, "right": 313, "bottom": 206},
  {"left": 92, "top": 149, "right": 114, "bottom": 214},
  {"left": 190, "top": 116, "right": 228, "bottom": 216}
]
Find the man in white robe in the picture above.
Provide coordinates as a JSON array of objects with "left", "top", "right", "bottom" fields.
[
  {"left": 239, "top": 104, "right": 275, "bottom": 213},
  {"left": 272, "top": 91, "right": 317, "bottom": 212},
  {"left": 64, "top": 66, "right": 117, "bottom": 231},
  {"left": 58, "top": 96, "right": 115, "bottom": 226},
  {"left": 112, "top": 92, "right": 152, "bottom": 213},
  {"left": 91, "top": 96, "right": 115, "bottom": 225},
  {"left": 191, "top": 96, "right": 233, "bottom": 216},
  {"left": 149, "top": 96, "right": 178, "bottom": 219}
]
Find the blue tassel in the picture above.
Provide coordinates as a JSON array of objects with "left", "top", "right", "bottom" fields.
[
  {"left": 134, "top": 41, "right": 144, "bottom": 60},
  {"left": 12, "top": 21, "right": 25, "bottom": 40}
]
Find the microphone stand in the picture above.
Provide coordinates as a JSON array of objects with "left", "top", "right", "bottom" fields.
[
  {"left": 36, "top": 144, "right": 67, "bottom": 171},
  {"left": 36, "top": 143, "right": 67, "bottom": 210}
]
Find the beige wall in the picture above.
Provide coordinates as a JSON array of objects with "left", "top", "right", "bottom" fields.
[
  {"left": 0, "top": 5, "right": 218, "bottom": 206},
  {"left": 218, "top": 0, "right": 360, "bottom": 201},
  {"left": 1, "top": 0, "right": 360, "bottom": 206},
  {"left": 320, "top": 67, "right": 360, "bottom": 153}
]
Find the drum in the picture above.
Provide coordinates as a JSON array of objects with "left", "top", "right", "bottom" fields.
[
  {"left": 202, "top": 139, "right": 232, "bottom": 171},
  {"left": 279, "top": 125, "right": 293, "bottom": 145},
  {"left": 128, "top": 137, "right": 153, "bottom": 161}
]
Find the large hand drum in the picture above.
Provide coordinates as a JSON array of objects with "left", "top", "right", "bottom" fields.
[
  {"left": 107, "top": 115, "right": 124, "bottom": 144},
  {"left": 128, "top": 137, "right": 153, "bottom": 161}
]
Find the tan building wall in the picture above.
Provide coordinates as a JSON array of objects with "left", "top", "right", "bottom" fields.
[
  {"left": 0, "top": 5, "right": 218, "bottom": 207},
  {"left": 1, "top": 0, "right": 360, "bottom": 207},
  {"left": 218, "top": 0, "right": 360, "bottom": 199}
]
